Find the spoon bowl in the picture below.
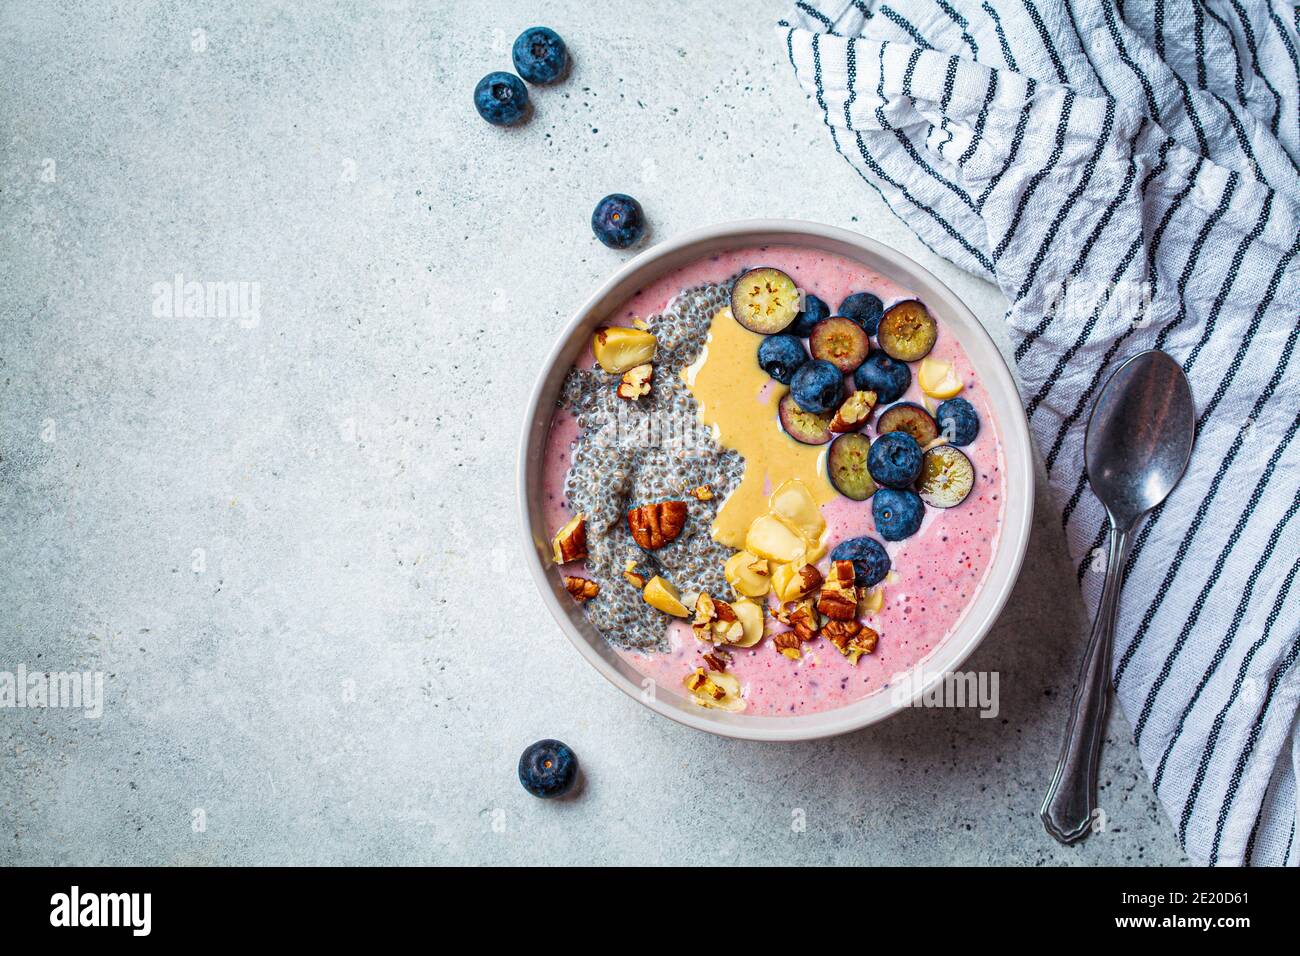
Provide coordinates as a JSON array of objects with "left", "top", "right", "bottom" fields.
[{"left": 1084, "top": 350, "right": 1196, "bottom": 528}]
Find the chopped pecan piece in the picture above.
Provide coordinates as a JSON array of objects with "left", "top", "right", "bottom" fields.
[
  {"left": 773, "top": 632, "right": 803, "bottom": 660},
  {"left": 785, "top": 599, "right": 820, "bottom": 642},
  {"left": 824, "top": 620, "right": 879, "bottom": 664},
  {"left": 550, "top": 513, "right": 588, "bottom": 564},
  {"left": 684, "top": 667, "right": 727, "bottom": 700},
  {"left": 622, "top": 560, "right": 647, "bottom": 589},
  {"left": 817, "top": 588, "right": 858, "bottom": 621},
  {"left": 627, "top": 500, "right": 687, "bottom": 550},
  {"left": 702, "top": 649, "right": 732, "bottom": 671},
  {"left": 616, "top": 363, "right": 654, "bottom": 400},
  {"left": 822, "top": 619, "right": 858, "bottom": 653},
  {"left": 564, "top": 576, "right": 599, "bottom": 602},
  {"left": 827, "top": 559, "right": 856, "bottom": 589},
  {"left": 817, "top": 559, "right": 859, "bottom": 620}
]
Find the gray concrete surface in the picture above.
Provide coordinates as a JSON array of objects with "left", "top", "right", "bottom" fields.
[{"left": 0, "top": 1, "right": 1186, "bottom": 865}]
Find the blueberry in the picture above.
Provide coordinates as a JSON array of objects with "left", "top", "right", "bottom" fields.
[
  {"left": 830, "top": 535, "right": 891, "bottom": 587},
  {"left": 853, "top": 351, "right": 911, "bottom": 403},
  {"left": 789, "top": 293, "right": 830, "bottom": 337},
  {"left": 518, "top": 739, "right": 579, "bottom": 798},
  {"left": 936, "top": 397, "right": 980, "bottom": 446},
  {"left": 872, "top": 488, "right": 924, "bottom": 541},
  {"left": 758, "top": 333, "right": 808, "bottom": 384},
  {"left": 789, "top": 359, "right": 844, "bottom": 415},
  {"left": 512, "top": 27, "right": 568, "bottom": 84},
  {"left": 474, "top": 71, "right": 530, "bottom": 126},
  {"left": 839, "top": 292, "right": 885, "bottom": 335},
  {"left": 591, "top": 194, "right": 646, "bottom": 249},
  {"left": 867, "top": 431, "right": 923, "bottom": 488}
]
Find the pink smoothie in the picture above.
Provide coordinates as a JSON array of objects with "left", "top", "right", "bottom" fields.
[{"left": 542, "top": 245, "right": 1005, "bottom": 716}]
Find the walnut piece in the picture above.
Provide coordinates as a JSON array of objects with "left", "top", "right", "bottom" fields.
[
  {"left": 627, "top": 500, "right": 688, "bottom": 550},
  {"left": 550, "top": 513, "right": 588, "bottom": 564},
  {"left": 564, "top": 576, "right": 599, "bottom": 602}
]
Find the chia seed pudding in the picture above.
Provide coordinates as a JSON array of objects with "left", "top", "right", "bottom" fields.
[
  {"left": 557, "top": 278, "right": 743, "bottom": 651},
  {"left": 541, "top": 245, "right": 1006, "bottom": 717}
]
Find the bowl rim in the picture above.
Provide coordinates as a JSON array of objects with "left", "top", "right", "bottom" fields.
[{"left": 517, "top": 219, "right": 1034, "bottom": 742}]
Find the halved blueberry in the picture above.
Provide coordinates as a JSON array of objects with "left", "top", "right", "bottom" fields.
[
  {"left": 778, "top": 393, "right": 833, "bottom": 445},
  {"left": 936, "top": 397, "right": 980, "bottom": 446},
  {"left": 876, "top": 402, "right": 940, "bottom": 446},
  {"left": 757, "top": 333, "right": 807, "bottom": 384},
  {"left": 828, "top": 433, "right": 876, "bottom": 500},
  {"left": 873, "top": 488, "right": 924, "bottom": 541},
  {"left": 853, "top": 352, "right": 911, "bottom": 404},
  {"left": 809, "top": 317, "right": 871, "bottom": 374},
  {"left": 839, "top": 292, "right": 885, "bottom": 335},
  {"left": 789, "top": 293, "right": 830, "bottom": 338},
  {"left": 512, "top": 27, "right": 568, "bottom": 84},
  {"left": 830, "top": 535, "right": 891, "bottom": 587},
  {"left": 731, "top": 268, "right": 799, "bottom": 333},
  {"left": 877, "top": 300, "right": 937, "bottom": 361},
  {"left": 591, "top": 194, "right": 645, "bottom": 249},
  {"left": 916, "top": 445, "right": 975, "bottom": 508},
  {"left": 518, "top": 739, "right": 579, "bottom": 798},
  {"left": 868, "top": 431, "right": 923, "bottom": 488},
  {"left": 474, "top": 71, "right": 530, "bottom": 126},
  {"left": 789, "top": 359, "right": 844, "bottom": 415}
]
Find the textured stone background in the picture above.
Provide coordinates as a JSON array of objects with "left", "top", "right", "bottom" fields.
[{"left": 0, "top": 1, "right": 1185, "bottom": 864}]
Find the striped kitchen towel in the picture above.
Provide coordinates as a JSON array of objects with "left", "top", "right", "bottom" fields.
[{"left": 777, "top": 0, "right": 1300, "bottom": 865}]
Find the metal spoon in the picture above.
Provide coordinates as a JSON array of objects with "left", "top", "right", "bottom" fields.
[{"left": 1041, "top": 350, "right": 1195, "bottom": 844}]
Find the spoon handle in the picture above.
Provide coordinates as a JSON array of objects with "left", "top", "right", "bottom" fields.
[{"left": 1041, "top": 519, "right": 1132, "bottom": 844}]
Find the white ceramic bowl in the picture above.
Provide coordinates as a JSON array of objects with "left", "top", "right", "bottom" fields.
[{"left": 518, "top": 220, "right": 1033, "bottom": 741}]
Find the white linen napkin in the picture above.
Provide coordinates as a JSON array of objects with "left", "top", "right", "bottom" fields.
[{"left": 778, "top": 0, "right": 1300, "bottom": 865}]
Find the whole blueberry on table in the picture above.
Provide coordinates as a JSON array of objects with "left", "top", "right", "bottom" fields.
[
  {"left": 512, "top": 26, "right": 568, "bottom": 84},
  {"left": 518, "top": 739, "right": 579, "bottom": 798},
  {"left": 853, "top": 351, "right": 911, "bottom": 403},
  {"left": 591, "top": 193, "right": 646, "bottom": 249},
  {"left": 831, "top": 535, "right": 891, "bottom": 587},
  {"left": 867, "top": 430, "right": 924, "bottom": 488},
  {"left": 473, "top": 71, "right": 529, "bottom": 126},
  {"left": 757, "top": 333, "right": 808, "bottom": 384},
  {"left": 789, "top": 358, "right": 844, "bottom": 415},
  {"left": 936, "top": 397, "right": 980, "bottom": 446},
  {"left": 788, "top": 292, "right": 830, "bottom": 337},
  {"left": 872, "top": 487, "right": 925, "bottom": 541},
  {"left": 839, "top": 292, "right": 885, "bottom": 335}
]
